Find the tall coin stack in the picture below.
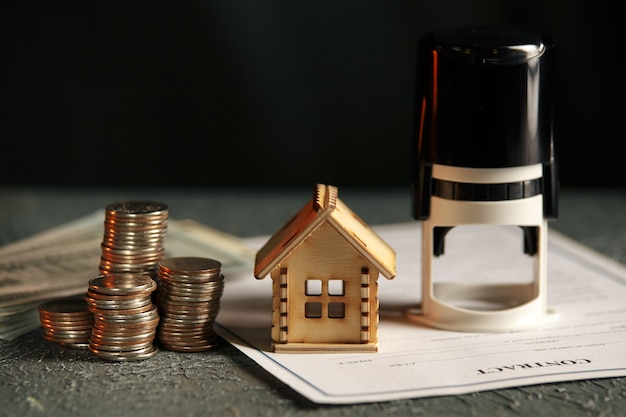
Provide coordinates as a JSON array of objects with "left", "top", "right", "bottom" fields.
[
  {"left": 99, "top": 201, "right": 169, "bottom": 278},
  {"left": 86, "top": 273, "right": 160, "bottom": 361},
  {"left": 156, "top": 257, "right": 224, "bottom": 352}
]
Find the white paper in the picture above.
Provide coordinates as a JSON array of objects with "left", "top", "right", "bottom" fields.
[{"left": 216, "top": 222, "right": 626, "bottom": 404}]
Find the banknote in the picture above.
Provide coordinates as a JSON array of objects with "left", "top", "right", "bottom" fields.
[{"left": 0, "top": 212, "right": 255, "bottom": 340}]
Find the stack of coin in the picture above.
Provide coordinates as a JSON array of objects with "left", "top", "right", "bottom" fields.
[
  {"left": 99, "top": 201, "right": 168, "bottom": 277},
  {"left": 86, "top": 272, "right": 160, "bottom": 361},
  {"left": 156, "top": 257, "right": 224, "bottom": 352},
  {"left": 38, "top": 297, "right": 93, "bottom": 349}
]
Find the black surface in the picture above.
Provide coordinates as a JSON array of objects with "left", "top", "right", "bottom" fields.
[{"left": 1, "top": 1, "right": 624, "bottom": 188}]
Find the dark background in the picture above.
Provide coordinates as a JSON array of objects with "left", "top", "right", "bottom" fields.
[{"left": 1, "top": 1, "right": 623, "bottom": 189}]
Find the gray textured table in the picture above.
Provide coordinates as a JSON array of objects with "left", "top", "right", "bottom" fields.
[{"left": 1, "top": 186, "right": 625, "bottom": 417}]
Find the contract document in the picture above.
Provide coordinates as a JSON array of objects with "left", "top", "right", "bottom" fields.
[{"left": 216, "top": 222, "right": 626, "bottom": 404}]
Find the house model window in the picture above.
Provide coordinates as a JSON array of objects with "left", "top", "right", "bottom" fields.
[
  {"left": 304, "top": 279, "right": 346, "bottom": 319},
  {"left": 253, "top": 184, "right": 396, "bottom": 353}
]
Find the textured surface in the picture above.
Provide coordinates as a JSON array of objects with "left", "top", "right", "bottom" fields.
[{"left": 1, "top": 186, "right": 626, "bottom": 417}]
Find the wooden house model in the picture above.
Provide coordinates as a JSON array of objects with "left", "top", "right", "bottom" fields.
[{"left": 254, "top": 184, "right": 396, "bottom": 353}]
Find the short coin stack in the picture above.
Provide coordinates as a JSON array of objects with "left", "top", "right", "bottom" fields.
[
  {"left": 86, "top": 272, "right": 160, "bottom": 361},
  {"left": 38, "top": 297, "right": 93, "bottom": 349},
  {"left": 99, "top": 201, "right": 169, "bottom": 277},
  {"left": 156, "top": 257, "right": 224, "bottom": 352}
]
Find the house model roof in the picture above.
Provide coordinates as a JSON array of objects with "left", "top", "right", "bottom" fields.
[{"left": 254, "top": 184, "right": 397, "bottom": 280}]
